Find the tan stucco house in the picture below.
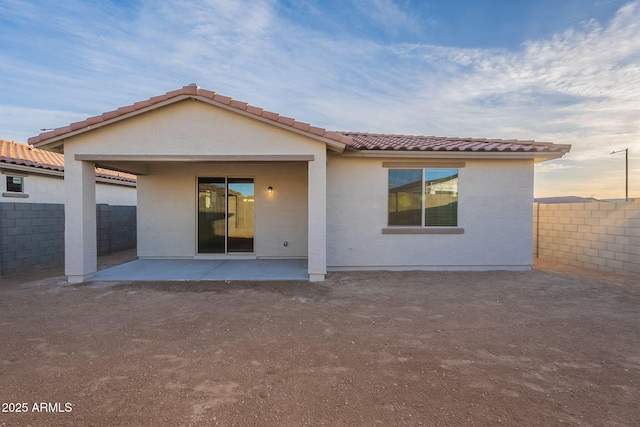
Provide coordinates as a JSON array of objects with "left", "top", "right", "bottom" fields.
[{"left": 28, "top": 85, "right": 571, "bottom": 283}]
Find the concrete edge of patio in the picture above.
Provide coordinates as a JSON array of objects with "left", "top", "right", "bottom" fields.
[{"left": 89, "top": 259, "right": 309, "bottom": 281}]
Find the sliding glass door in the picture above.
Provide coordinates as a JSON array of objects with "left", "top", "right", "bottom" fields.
[{"left": 198, "top": 177, "right": 254, "bottom": 254}]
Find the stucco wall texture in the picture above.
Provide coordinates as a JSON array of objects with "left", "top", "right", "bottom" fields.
[
  {"left": 327, "top": 155, "right": 535, "bottom": 270},
  {"left": 534, "top": 201, "right": 640, "bottom": 276},
  {"left": 136, "top": 162, "right": 308, "bottom": 259}
]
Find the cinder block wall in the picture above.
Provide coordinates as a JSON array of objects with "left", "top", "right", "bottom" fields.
[
  {"left": 97, "top": 204, "right": 137, "bottom": 256},
  {"left": 0, "top": 202, "right": 136, "bottom": 276},
  {"left": 534, "top": 201, "right": 640, "bottom": 276},
  {"left": 0, "top": 202, "right": 65, "bottom": 274}
]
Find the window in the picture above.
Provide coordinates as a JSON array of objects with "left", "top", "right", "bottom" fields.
[
  {"left": 2, "top": 173, "right": 28, "bottom": 198},
  {"left": 388, "top": 168, "right": 458, "bottom": 227},
  {"left": 6, "top": 175, "right": 24, "bottom": 193},
  {"left": 198, "top": 177, "right": 254, "bottom": 254}
]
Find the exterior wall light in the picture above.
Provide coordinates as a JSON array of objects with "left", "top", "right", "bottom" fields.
[{"left": 268, "top": 186, "right": 273, "bottom": 193}]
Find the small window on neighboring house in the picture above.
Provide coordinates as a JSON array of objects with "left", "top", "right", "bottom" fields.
[
  {"left": 6, "top": 176, "right": 24, "bottom": 193},
  {"left": 2, "top": 173, "right": 28, "bottom": 198}
]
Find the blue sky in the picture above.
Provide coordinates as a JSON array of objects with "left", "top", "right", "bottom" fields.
[{"left": 1, "top": 0, "right": 638, "bottom": 198}]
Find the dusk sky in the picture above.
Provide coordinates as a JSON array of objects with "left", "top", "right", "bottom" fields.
[{"left": 1, "top": 0, "right": 638, "bottom": 198}]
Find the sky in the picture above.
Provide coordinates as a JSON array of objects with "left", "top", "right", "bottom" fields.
[{"left": 1, "top": 0, "right": 638, "bottom": 199}]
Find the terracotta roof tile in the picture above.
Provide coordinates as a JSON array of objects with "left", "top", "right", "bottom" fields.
[
  {"left": 260, "top": 111, "right": 279, "bottom": 121},
  {"left": 1, "top": 139, "right": 136, "bottom": 183},
  {"left": 26, "top": 85, "right": 571, "bottom": 156},
  {"left": 198, "top": 89, "right": 217, "bottom": 99},
  {"left": 213, "top": 94, "right": 232, "bottom": 105},
  {"left": 230, "top": 100, "right": 248, "bottom": 110},
  {"left": 340, "top": 133, "right": 571, "bottom": 154},
  {"left": 277, "top": 116, "right": 295, "bottom": 126},
  {"left": 245, "top": 105, "right": 264, "bottom": 115},
  {"left": 85, "top": 116, "right": 104, "bottom": 125},
  {"left": 28, "top": 85, "right": 351, "bottom": 147}
]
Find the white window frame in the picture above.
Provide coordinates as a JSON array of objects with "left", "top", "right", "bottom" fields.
[{"left": 2, "top": 170, "right": 29, "bottom": 198}]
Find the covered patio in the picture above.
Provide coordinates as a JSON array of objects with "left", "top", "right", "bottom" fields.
[
  {"left": 28, "top": 85, "right": 346, "bottom": 283},
  {"left": 90, "top": 258, "right": 308, "bottom": 281}
]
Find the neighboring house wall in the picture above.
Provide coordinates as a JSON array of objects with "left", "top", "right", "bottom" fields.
[
  {"left": 1, "top": 167, "right": 136, "bottom": 206},
  {"left": 534, "top": 201, "right": 640, "bottom": 276},
  {"left": 327, "top": 155, "right": 535, "bottom": 270}
]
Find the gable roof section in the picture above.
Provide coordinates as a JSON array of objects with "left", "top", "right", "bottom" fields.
[
  {"left": 27, "top": 85, "right": 570, "bottom": 161},
  {"left": 28, "top": 84, "right": 351, "bottom": 151},
  {"left": 1, "top": 139, "right": 136, "bottom": 184}
]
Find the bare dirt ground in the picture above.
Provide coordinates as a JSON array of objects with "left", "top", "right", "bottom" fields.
[{"left": 1, "top": 252, "right": 639, "bottom": 426}]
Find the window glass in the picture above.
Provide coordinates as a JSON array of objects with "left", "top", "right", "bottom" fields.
[
  {"left": 425, "top": 169, "right": 458, "bottom": 226},
  {"left": 6, "top": 176, "right": 24, "bottom": 193},
  {"left": 388, "top": 169, "right": 422, "bottom": 226},
  {"left": 388, "top": 168, "right": 459, "bottom": 227}
]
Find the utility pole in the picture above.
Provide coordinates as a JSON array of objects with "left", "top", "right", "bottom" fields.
[{"left": 610, "top": 148, "right": 629, "bottom": 201}]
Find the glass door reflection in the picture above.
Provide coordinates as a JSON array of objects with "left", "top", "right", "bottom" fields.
[
  {"left": 198, "top": 177, "right": 254, "bottom": 254},
  {"left": 227, "top": 179, "right": 254, "bottom": 252}
]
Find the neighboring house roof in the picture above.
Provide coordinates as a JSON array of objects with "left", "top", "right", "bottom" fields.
[
  {"left": 0, "top": 139, "right": 136, "bottom": 184},
  {"left": 28, "top": 84, "right": 571, "bottom": 160},
  {"left": 535, "top": 196, "right": 599, "bottom": 204}
]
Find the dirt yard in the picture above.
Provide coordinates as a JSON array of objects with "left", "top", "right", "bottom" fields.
[{"left": 1, "top": 253, "right": 639, "bottom": 426}]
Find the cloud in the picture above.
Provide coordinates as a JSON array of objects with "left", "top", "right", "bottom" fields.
[
  {"left": 352, "top": 0, "right": 422, "bottom": 37},
  {"left": 0, "top": 0, "right": 638, "bottom": 198}
]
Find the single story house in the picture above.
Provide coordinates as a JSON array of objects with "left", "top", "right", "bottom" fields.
[
  {"left": 1, "top": 139, "right": 136, "bottom": 205},
  {"left": 28, "top": 85, "right": 571, "bottom": 283},
  {"left": 1, "top": 138, "right": 137, "bottom": 275}
]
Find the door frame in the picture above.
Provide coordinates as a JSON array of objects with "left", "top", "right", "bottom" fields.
[{"left": 195, "top": 175, "right": 256, "bottom": 257}]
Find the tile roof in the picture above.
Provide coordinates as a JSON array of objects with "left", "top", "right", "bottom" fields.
[
  {"left": 341, "top": 133, "right": 571, "bottom": 154},
  {"left": 1, "top": 139, "right": 136, "bottom": 183},
  {"left": 27, "top": 84, "right": 570, "bottom": 158},
  {"left": 28, "top": 84, "right": 352, "bottom": 147}
]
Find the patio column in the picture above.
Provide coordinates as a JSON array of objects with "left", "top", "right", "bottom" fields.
[
  {"left": 308, "top": 151, "right": 327, "bottom": 281},
  {"left": 65, "top": 158, "right": 97, "bottom": 283}
]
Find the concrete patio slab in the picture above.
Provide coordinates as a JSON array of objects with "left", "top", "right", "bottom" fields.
[{"left": 89, "top": 259, "right": 308, "bottom": 281}]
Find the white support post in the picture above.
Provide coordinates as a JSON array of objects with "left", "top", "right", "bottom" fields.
[
  {"left": 307, "top": 152, "right": 327, "bottom": 281},
  {"left": 65, "top": 159, "right": 97, "bottom": 283}
]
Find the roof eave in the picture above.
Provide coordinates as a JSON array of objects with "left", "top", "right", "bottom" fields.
[
  {"left": 341, "top": 149, "right": 570, "bottom": 161},
  {"left": 30, "top": 94, "right": 347, "bottom": 153}
]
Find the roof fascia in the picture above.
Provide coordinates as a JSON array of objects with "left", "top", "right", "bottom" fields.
[
  {"left": 340, "top": 150, "right": 568, "bottom": 162},
  {"left": 0, "top": 163, "right": 64, "bottom": 177},
  {"left": 95, "top": 177, "right": 137, "bottom": 187},
  {"left": 31, "top": 95, "right": 346, "bottom": 153},
  {"left": 30, "top": 96, "right": 192, "bottom": 149}
]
